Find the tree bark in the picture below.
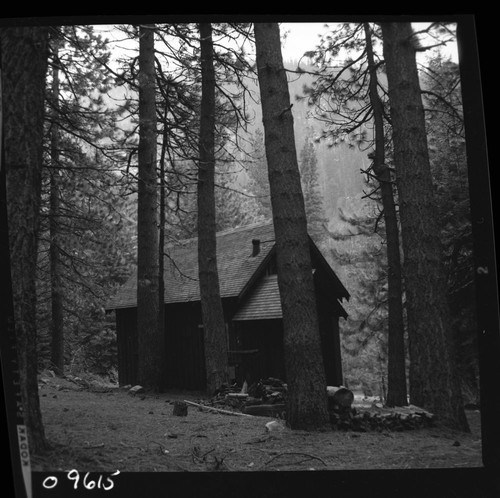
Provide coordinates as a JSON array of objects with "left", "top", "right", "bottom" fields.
[
  {"left": 254, "top": 22, "right": 329, "bottom": 430},
  {"left": 1, "top": 26, "right": 50, "bottom": 452},
  {"left": 381, "top": 22, "right": 469, "bottom": 431},
  {"left": 364, "top": 23, "right": 407, "bottom": 407},
  {"left": 49, "top": 40, "right": 65, "bottom": 375},
  {"left": 136, "top": 24, "right": 162, "bottom": 390},
  {"left": 197, "top": 22, "right": 230, "bottom": 395},
  {"left": 158, "top": 104, "right": 168, "bottom": 391}
]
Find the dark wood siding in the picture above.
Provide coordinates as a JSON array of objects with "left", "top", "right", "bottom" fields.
[
  {"left": 315, "top": 277, "right": 344, "bottom": 387},
  {"left": 331, "top": 316, "right": 343, "bottom": 385},
  {"left": 116, "top": 300, "right": 240, "bottom": 391},
  {"left": 163, "top": 300, "right": 239, "bottom": 390},
  {"left": 114, "top": 271, "right": 345, "bottom": 390},
  {"left": 233, "top": 275, "right": 282, "bottom": 321},
  {"left": 116, "top": 304, "right": 207, "bottom": 390},
  {"left": 234, "top": 319, "right": 285, "bottom": 384},
  {"left": 116, "top": 308, "right": 138, "bottom": 386},
  {"left": 164, "top": 302, "right": 206, "bottom": 391}
]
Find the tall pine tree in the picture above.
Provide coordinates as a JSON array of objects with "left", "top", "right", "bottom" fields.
[
  {"left": 364, "top": 22, "right": 407, "bottom": 407},
  {"left": 298, "top": 127, "right": 327, "bottom": 241},
  {"left": 197, "top": 22, "right": 230, "bottom": 394},
  {"left": 136, "top": 24, "right": 162, "bottom": 390},
  {"left": 2, "top": 25, "right": 50, "bottom": 453},
  {"left": 254, "top": 22, "right": 329, "bottom": 430},
  {"left": 382, "top": 21, "right": 468, "bottom": 431}
]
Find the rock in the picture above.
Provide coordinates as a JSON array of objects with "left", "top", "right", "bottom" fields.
[
  {"left": 128, "top": 385, "right": 145, "bottom": 396},
  {"left": 265, "top": 420, "right": 285, "bottom": 432}
]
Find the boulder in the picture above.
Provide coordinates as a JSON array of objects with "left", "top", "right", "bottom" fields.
[{"left": 128, "top": 385, "right": 145, "bottom": 396}]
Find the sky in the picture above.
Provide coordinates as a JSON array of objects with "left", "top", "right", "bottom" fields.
[
  {"left": 279, "top": 22, "right": 459, "bottom": 63},
  {"left": 280, "top": 23, "right": 327, "bottom": 61},
  {"left": 100, "top": 23, "right": 327, "bottom": 62},
  {"left": 97, "top": 22, "right": 458, "bottom": 69}
]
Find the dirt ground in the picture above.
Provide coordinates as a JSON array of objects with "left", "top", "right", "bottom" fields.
[{"left": 31, "top": 372, "right": 483, "bottom": 473}]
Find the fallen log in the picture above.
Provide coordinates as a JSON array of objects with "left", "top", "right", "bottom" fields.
[
  {"left": 226, "top": 393, "right": 249, "bottom": 399},
  {"left": 327, "top": 386, "right": 354, "bottom": 412},
  {"left": 183, "top": 400, "right": 254, "bottom": 417},
  {"left": 243, "top": 403, "right": 286, "bottom": 418}
]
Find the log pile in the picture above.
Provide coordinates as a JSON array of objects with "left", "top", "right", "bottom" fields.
[
  {"left": 330, "top": 404, "right": 435, "bottom": 431},
  {"left": 204, "top": 384, "right": 249, "bottom": 412},
  {"left": 195, "top": 378, "right": 288, "bottom": 417},
  {"left": 195, "top": 379, "right": 434, "bottom": 431}
]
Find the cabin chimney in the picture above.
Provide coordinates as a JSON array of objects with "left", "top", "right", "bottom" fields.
[{"left": 252, "top": 239, "right": 260, "bottom": 257}]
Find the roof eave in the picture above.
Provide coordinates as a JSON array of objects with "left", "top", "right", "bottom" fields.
[
  {"left": 236, "top": 244, "right": 277, "bottom": 303},
  {"left": 309, "top": 236, "right": 350, "bottom": 301}
]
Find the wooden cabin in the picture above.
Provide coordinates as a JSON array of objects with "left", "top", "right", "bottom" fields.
[{"left": 105, "top": 222, "right": 349, "bottom": 390}]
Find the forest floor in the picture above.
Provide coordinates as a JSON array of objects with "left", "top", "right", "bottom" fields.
[{"left": 31, "top": 371, "right": 483, "bottom": 473}]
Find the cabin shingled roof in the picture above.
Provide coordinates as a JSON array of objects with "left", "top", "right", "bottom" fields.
[
  {"left": 105, "top": 221, "right": 349, "bottom": 311},
  {"left": 233, "top": 273, "right": 348, "bottom": 321},
  {"left": 106, "top": 222, "right": 275, "bottom": 310},
  {"left": 233, "top": 275, "right": 283, "bottom": 321}
]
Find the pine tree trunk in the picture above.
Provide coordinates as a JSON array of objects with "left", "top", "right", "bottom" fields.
[
  {"left": 364, "top": 23, "right": 407, "bottom": 407},
  {"left": 381, "top": 22, "right": 469, "bottom": 431},
  {"left": 197, "top": 23, "right": 230, "bottom": 395},
  {"left": 49, "top": 43, "right": 64, "bottom": 375},
  {"left": 158, "top": 107, "right": 168, "bottom": 392},
  {"left": 254, "top": 22, "right": 329, "bottom": 430},
  {"left": 136, "top": 25, "right": 162, "bottom": 390},
  {"left": 1, "top": 26, "right": 50, "bottom": 453}
]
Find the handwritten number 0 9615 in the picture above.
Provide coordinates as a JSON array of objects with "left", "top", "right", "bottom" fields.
[{"left": 42, "top": 470, "right": 120, "bottom": 491}]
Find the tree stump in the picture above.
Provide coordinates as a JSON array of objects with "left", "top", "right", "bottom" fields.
[{"left": 172, "top": 401, "right": 188, "bottom": 416}]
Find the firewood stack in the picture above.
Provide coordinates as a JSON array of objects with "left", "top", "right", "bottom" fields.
[
  {"left": 196, "top": 378, "right": 288, "bottom": 417},
  {"left": 242, "top": 377, "right": 287, "bottom": 417},
  {"left": 197, "top": 379, "right": 434, "bottom": 431},
  {"left": 247, "top": 377, "right": 287, "bottom": 404},
  {"left": 330, "top": 403, "right": 435, "bottom": 431}
]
